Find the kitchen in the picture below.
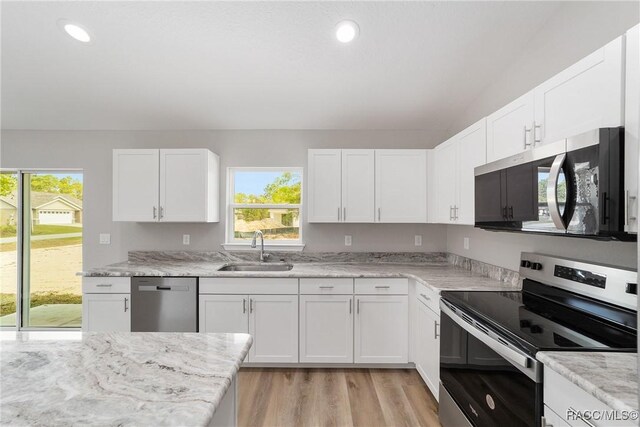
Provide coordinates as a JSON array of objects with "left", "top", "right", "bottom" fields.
[{"left": 0, "top": 1, "right": 639, "bottom": 427}]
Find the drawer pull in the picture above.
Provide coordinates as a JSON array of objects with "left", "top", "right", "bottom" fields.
[
  {"left": 123, "top": 297, "right": 128, "bottom": 312},
  {"left": 96, "top": 284, "right": 113, "bottom": 287},
  {"left": 375, "top": 286, "right": 390, "bottom": 289},
  {"left": 319, "top": 286, "right": 334, "bottom": 289},
  {"left": 420, "top": 293, "right": 431, "bottom": 300}
]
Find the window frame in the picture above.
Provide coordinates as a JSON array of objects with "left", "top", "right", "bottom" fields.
[{"left": 224, "top": 167, "right": 305, "bottom": 251}]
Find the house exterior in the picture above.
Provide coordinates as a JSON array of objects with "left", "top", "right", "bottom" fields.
[{"left": 0, "top": 192, "right": 83, "bottom": 225}]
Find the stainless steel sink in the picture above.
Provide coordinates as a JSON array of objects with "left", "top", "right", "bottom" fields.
[{"left": 217, "top": 263, "right": 294, "bottom": 272}]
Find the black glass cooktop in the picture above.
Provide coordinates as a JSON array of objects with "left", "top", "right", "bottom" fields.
[{"left": 440, "top": 280, "right": 637, "bottom": 356}]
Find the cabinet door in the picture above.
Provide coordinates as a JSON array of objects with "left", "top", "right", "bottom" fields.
[
  {"left": 474, "top": 170, "right": 505, "bottom": 223},
  {"left": 416, "top": 301, "right": 440, "bottom": 401},
  {"left": 534, "top": 36, "right": 624, "bottom": 145},
  {"left": 434, "top": 141, "right": 458, "bottom": 224},
  {"left": 506, "top": 163, "right": 537, "bottom": 221},
  {"left": 159, "top": 149, "right": 218, "bottom": 222},
  {"left": 249, "top": 295, "right": 298, "bottom": 363},
  {"left": 82, "top": 293, "right": 130, "bottom": 332},
  {"left": 625, "top": 24, "right": 639, "bottom": 233},
  {"left": 113, "top": 149, "right": 159, "bottom": 222},
  {"left": 299, "top": 295, "right": 353, "bottom": 363},
  {"left": 199, "top": 295, "right": 248, "bottom": 333},
  {"left": 308, "top": 150, "right": 342, "bottom": 222},
  {"left": 486, "top": 92, "right": 535, "bottom": 162},
  {"left": 354, "top": 295, "right": 408, "bottom": 364},
  {"left": 375, "top": 150, "right": 427, "bottom": 223},
  {"left": 342, "top": 150, "right": 375, "bottom": 222},
  {"left": 456, "top": 119, "right": 487, "bottom": 224}
]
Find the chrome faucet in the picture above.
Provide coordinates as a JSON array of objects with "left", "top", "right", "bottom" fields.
[{"left": 251, "top": 230, "right": 270, "bottom": 262}]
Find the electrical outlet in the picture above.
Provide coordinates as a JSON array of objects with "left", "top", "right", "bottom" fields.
[
  {"left": 99, "top": 234, "right": 111, "bottom": 245},
  {"left": 414, "top": 235, "right": 422, "bottom": 246},
  {"left": 183, "top": 234, "right": 190, "bottom": 245},
  {"left": 464, "top": 237, "right": 470, "bottom": 250},
  {"left": 344, "top": 235, "right": 352, "bottom": 246}
]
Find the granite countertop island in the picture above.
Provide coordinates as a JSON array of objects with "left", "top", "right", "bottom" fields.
[
  {"left": 537, "top": 351, "right": 638, "bottom": 413},
  {"left": 80, "top": 251, "right": 521, "bottom": 293},
  {"left": 0, "top": 331, "right": 252, "bottom": 426}
]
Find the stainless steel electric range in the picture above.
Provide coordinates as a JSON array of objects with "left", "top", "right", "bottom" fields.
[{"left": 438, "top": 252, "right": 637, "bottom": 427}]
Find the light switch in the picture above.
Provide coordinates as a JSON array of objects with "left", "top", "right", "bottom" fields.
[
  {"left": 464, "top": 237, "right": 470, "bottom": 250},
  {"left": 414, "top": 235, "right": 422, "bottom": 246},
  {"left": 344, "top": 235, "right": 352, "bottom": 246},
  {"left": 183, "top": 234, "right": 190, "bottom": 245},
  {"left": 99, "top": 234, "right": 111, "bottom": 245}
]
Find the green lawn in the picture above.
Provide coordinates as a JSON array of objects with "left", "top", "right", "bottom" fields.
[
  {"left": 0, "top": 236, "right": 82, "bottom": 252},
  {"left": 0, "top": 224, "right": 82, "bottom": 238},
  {"left": 0, "top": 292, "right": 82, "bottom": 317}
]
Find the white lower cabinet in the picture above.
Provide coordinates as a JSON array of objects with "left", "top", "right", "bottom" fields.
[
  {"left": 82, "top": 293, "right": 131, "bottom": 332},
  {"left": 299, "top": 295, "right": 354, "bottom": 363},
  {"left": 415, "top": 299, "right": 439, "bottom": 400},
  {"left": 354, "top": 295, "right": 408, "bottom": 364},
  {"left": 199, "top": 295, "right": 248, "bottom": 333},
  {"left": 249, "top": 295, "right": 299, "bottom": 363}
]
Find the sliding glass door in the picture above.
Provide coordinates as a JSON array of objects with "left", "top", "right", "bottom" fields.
[
  {"left": 0, "top": 171, "right": 19, "bottom": 327},
  {"left": 0, "top": 170, "right": 83, "bottom": 329}
]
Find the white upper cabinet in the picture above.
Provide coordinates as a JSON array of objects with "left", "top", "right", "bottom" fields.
[
  {"left": 159, "top": 149, "right": 219, "bottom": 222},
  {"left": 433, "top": 118, "right": 486, "bottom": 225},
  {"left": 307, "top": 149, "right": 342, "bottom": 222},
  {"left": 534, "top": 35, "right": 624, "bottom": 145},
  {"left": 113, "top": 149, "right": 159, "bottom": 222},
  {"left": 113, "top": 148, "right": 219, "bottom": 222},
  {"left": 307, "top": 149, "right": 428, "bottom": 223},
  {"left": 342, "top": 150, "right": 375, "bottom": 223},
  {"left": 625, "top": 24, "right": 639, "bottom": 233},
  {"left": 375, "top": 150, "right": 427, "bottom": 223},
  {"left": 486, "top": 91, "right": 535, "bottom": 163}
]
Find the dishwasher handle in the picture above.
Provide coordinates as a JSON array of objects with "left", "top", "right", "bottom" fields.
[{"left": 137, "top": 285, "right": 190, "bottom": 292}]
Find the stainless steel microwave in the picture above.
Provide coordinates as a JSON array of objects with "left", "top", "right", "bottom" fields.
[{"left": 474, "top": 127, "right": 636, "bottom": 241}]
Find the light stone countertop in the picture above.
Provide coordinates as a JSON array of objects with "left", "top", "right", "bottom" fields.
[
  {"left": 0, "top": 331, "right": 252, "bottom": 426},
  {"left": 537, "top": 351, "right": 638, "bottom": 413},
  {"left": 80, "top": 260, "right": 520, "bottom": 293}
]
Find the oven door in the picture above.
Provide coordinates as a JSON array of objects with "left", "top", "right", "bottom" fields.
[{"left": 439, "top": 301, "right": 542, "bottom": 427}]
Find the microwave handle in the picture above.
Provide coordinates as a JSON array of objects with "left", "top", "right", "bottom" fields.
[{"left": 547, "top": 153, "right": 567, "bottom": 231}]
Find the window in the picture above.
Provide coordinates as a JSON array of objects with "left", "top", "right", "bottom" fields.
[{"left": 226, "top": 168, "right": 303, "bottom": 249}]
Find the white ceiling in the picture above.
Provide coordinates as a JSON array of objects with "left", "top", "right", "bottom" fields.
[{"left": 2, "top": 1, "right": 570, "bottom": 131}]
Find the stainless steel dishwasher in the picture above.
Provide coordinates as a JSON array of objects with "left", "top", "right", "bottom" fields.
[{"left": 131, "top": 277, "right": 197, "bottom": 332}]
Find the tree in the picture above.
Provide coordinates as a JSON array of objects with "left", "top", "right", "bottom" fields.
[
  {"left": 0, "top": 174, "right": 17, "bottom": 196},
  {"left": 28, "top": 175, "right": 83, "bottom": 200},
  {"left": 234, "top": 173, "right": 301, "bottom": 226}
]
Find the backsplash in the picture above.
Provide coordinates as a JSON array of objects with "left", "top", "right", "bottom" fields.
[{"left": 448, "top": 253, "right": 520, "bottom": 286}]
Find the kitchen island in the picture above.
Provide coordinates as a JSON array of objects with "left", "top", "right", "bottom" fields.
[{"left": 0, "top": 331, "right": 252, "bottom": 426}]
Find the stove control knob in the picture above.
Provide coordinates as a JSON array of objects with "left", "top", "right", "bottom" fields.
[
  {"left": 531, "top": 262, "right": 543, "bottom": 271},
  {"left": 530, "top": 325, "right": 543, "bottom": 334},
  {"left": 520, "top": 260, "right": 532, "bottom": 268}
]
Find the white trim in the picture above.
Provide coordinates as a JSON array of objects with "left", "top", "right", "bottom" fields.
[
  {"left": 226, "top": 167, "right": 304, "bottom": 245},
  {"left": 221, "top": 243, "right": 305, "bottom": 252}
]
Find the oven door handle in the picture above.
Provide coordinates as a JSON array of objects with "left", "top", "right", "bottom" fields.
[
  {"left": 440, "top": 301, "right": 531, "bottom": 370},
  {"left": 547, "top": 153, "right": 567, "bottom": 231}
]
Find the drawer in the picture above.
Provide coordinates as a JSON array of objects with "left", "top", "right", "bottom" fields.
[
  {"left": 355, "top": 278, "right": 408, "bottom": 295},
  {"left": 200, "top": 278, "right": 298, "bottom": 294},
  {"left": 83, "top": 277, "right": 131, "bottom": 294},
  {"left": 544, "top": 367, "right": 635, "bottom": 427},
  {"left": 415, "top": 281, "right": 440, "bottom": 314},
  {"left": 300, "top": 278, "right": 353, "bottom": 294}
]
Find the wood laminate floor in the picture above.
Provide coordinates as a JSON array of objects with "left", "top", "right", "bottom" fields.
[{"left": 238, "top": 368, "right": 441, "bottom": 427}]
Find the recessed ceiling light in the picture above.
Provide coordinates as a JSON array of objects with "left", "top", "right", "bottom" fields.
[
  {"left": 58, "top": 20, "right": 91, "bottom": 43},
  {"left": 335, "top": 20, "right": 359, "bottom": 43}
]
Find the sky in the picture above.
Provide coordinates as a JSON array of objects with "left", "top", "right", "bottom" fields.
[{"left": 234, "top": 171, "right": 299, "bottom": 196}]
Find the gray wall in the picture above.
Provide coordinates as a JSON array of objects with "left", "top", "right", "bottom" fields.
[
  {"left": 447, "top": 225, "right": 637, "bottom": 270},
  {"left": 0, "top": 129, "right": 448, "bottom": 268}
]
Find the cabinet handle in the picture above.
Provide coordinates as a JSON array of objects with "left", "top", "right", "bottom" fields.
[
  {"left": 378, "top": 208, "right": 381, "bottom": 221},
  {"left": 319, "top": 286, "right": 334, "bottom": 289},
  {"left": 124, "top": 297, "right": 128, "bottom": 312},
  {"left": 502, "top": 206, "right": 508, "bottom": 220},
  {"left": 159, "top": 206, "right": 164, "bottom": 220},
  {"left": 338, "top": 207, "right": 341, "bottom": 221},
  {"left": 349, "top": 299, "right": 352, "bottom": 314},
  {"left": 509, "top": 206, "right": 514, "bottom": 220},
  {"left": 375, "top": 286, "right": 390, "bottom": 289},
  {"left": 357, "top": 299, "right": 360, "bottom": 314},
  {"left": 242, "top": 298, "right": 246, "bottom": 314},
  {"left": 96, "top": 284, "right": 112, "bottom": 287},
  {"left": 449, "top": 206, "right": 453, "bottom": 221},
  {"left": 533, "top": 122, "right": 541, "bottom": 145},
  {"left": 343, "top": 207, "right": 346, "bottom": 221},
  {"left": 249, "top": 298, "right": 254, "bottom": 314},
  {"left": 420, "top": 293, "right": 431, "bottom": 301},
  {"left": 523, "top": 126, "right": 532, "bottom": 149},
  {"left": 454, "top": 205, "right": 459, "bottom": 220},
  {"left": 567, "top": 407, "right": 595, "bottom": 427},
  {"left": 625, "top": 191, "right": 637, "bottom": 225},
  {"left": 434, "top": 321, "right": 440, "bottom": 339},
  {"left": 153, "top": 206, "right": 157, "bottom": 219}
]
